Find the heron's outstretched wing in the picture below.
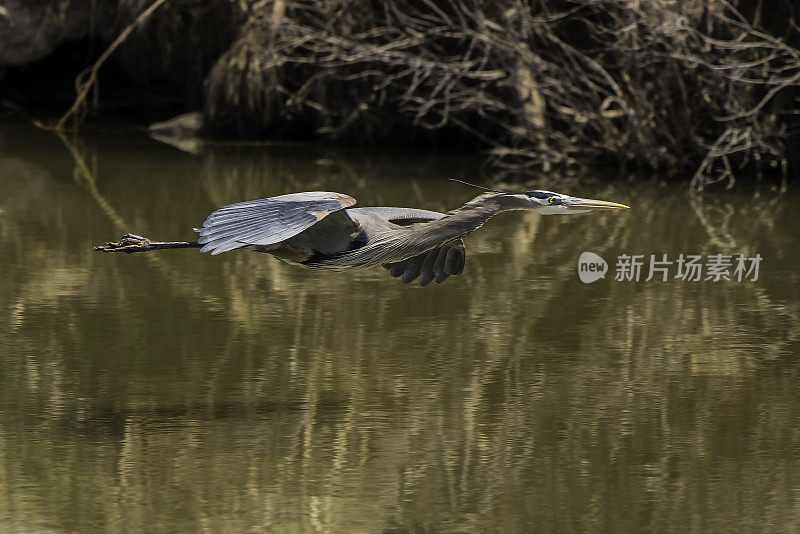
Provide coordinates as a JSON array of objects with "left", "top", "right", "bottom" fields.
[
  {"left": 196, "top": 192, "right": 356, "bottom": 255},
  {"left": 314, "top": 205, "right": 470, "bottom": 285},
  {"left": 383, "top": 239, "right": 466, "bottom": 286},
  {"left": 346, "top": 206, "right": 465, "bottom": 285}
]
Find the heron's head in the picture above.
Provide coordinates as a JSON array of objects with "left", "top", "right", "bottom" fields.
[{"left": 506, "top": 190, "right": 630, "bottom": 215}]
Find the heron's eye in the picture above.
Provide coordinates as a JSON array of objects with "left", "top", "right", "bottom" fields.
[{"left": 548, "top": 197, "right": 557, "bottom": 204}]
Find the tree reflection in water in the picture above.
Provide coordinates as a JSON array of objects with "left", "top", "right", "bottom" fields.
[{"left": 0, "top": 124, "right": 797, "bottom": 532}]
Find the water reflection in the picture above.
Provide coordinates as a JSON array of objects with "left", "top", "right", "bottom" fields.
[{"left": 1, "top": 123, "right": 798, "bottom": 532}]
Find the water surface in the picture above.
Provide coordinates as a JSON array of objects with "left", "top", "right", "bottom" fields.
[{"left": 1, "top": 123, "right": 798, "bottom": 533}]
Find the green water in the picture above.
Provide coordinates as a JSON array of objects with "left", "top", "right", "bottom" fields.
[{"left": 1, "top": 122, "right": 798, "bottom": 533}]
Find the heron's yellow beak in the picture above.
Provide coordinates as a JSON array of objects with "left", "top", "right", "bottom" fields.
[{"left": 564, "top": 197, "right": 630, "bottom": 211}]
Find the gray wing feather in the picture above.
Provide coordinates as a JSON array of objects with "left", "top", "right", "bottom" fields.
[
  {"left": 443, "top": 246, "right": 464, "bottom": 276},
  {"left": 418, "top": 250, "right": 440, "bottom": 287},
  {"left": 387, "top": 262, "right": 406, "bottom": 278},
  {"left": 196, "top": 192, "right": 356, "bottom": 255},
  {"left": 401, "top": 254, "right": 428, "bottom": 284},
  {"left": 384, "top": 239, "right": 466, "bottom": 286}
]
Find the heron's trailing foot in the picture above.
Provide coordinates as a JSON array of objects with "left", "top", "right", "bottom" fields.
[
  {"left": 94, "top": 234, "right": 202, "bottom": 253},
  {"left": 94, "top": 234, "right": 153, "bottom": 253}
]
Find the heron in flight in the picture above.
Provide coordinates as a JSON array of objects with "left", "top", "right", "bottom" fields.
[{"left": 96, "top": 182, "right": 629, "bottom": 286}]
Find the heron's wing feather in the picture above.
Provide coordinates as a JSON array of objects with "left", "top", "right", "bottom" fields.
[
  {"left": 196, "top": 192, "right": 356, "bottom": 255},
  {"left": 345, "top": 207, "right": 444, "bottom": 225},
  {"left": 383, "top": 239, "right": 466, "bottom": 286}
]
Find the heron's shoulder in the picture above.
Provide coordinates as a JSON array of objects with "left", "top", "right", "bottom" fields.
[
  {"left": 243, "top": 191, "right": 356, "bottom": 209},
  {"left": 345, "top": 207, "right": 445, "bottom": 225}
]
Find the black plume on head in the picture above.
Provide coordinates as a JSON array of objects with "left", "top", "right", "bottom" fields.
[
  {"left": 449, "top": 179, "right": 504, "bottom": 193},
  {"left": 525, "top": 191, "right": 556, "bottom": 199}
]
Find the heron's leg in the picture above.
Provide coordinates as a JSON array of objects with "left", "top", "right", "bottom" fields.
[{"left": 94, "top": 234, "right": 201, "bottom": 253}]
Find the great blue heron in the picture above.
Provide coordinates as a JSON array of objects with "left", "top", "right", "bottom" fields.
[{"left": 95, "top": 182, "right": 629, "bottom": 286}]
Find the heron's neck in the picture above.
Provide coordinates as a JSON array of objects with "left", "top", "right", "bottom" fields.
[
  {"left": 440, "top": 192, "right": 515, "bottom": 231},
  {"left": 405, "top": 192, "right": 511, "bottom": 246}
]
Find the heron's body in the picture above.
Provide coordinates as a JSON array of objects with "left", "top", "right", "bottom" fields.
[{"left": 97, "top": 187, "right": 629, "bottom": 286}]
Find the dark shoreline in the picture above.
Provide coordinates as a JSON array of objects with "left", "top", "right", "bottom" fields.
[{"left": 2, "top": 1, "right": 799, "bottom": 187}]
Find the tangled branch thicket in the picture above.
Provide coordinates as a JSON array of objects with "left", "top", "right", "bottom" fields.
[{"left": 200, "top": 0, "right": 800, "bottom": 188}]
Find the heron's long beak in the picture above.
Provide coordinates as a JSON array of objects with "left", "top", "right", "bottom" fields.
[{"left": 563, "top": 196, "right": 630, "bottom": 211}]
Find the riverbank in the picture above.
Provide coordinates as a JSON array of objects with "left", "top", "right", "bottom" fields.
[{"left": 2, "top": 1, "right": 798, "bottom": 187}]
